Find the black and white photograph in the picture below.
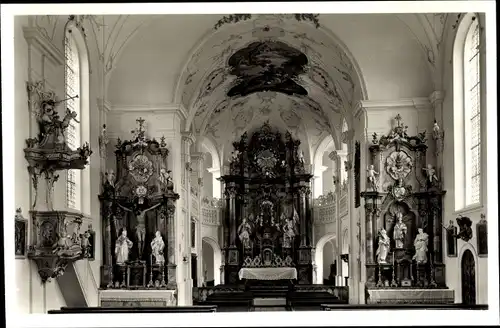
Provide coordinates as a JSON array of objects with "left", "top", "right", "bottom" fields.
[{"left": 1, "top": 2, "right": 498, "bottom": 327}]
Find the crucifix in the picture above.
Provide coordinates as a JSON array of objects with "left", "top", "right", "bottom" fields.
[{"left": 395, "top": 114, "right": 403, "bottom": 127}]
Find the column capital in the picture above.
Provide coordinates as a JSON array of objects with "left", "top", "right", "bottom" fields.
[
  {"left": 190, "top": 151, "right": 206, "bottom": 162},
  {"left": 181, "top": 132, "right": 196, "bottom": 146},
  {"left": 328, "top": 150, "right": 338, "bottom": 161},
  {"left": 97, "top": 98, "right": 112, "bottom": 113},
  {"left": 429, "top": 91, "right": 445, "bottom": 106}
]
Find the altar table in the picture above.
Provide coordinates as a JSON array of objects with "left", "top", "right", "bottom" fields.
[{"left": 238, "top": 267, "right": 297, "bottom": 280}]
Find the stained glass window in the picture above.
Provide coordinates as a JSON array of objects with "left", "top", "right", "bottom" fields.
[
  {"left": 464, "top": 19, "right": 481, "bottom": 206},
  {"left": 65, "top": 29, "right": 81, "bottom": 210}
]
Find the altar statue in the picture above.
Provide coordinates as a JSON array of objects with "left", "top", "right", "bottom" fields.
[
  {"left": 115, "top": 228, "right": 133, "bottom": 265},
  {"left": 376, "top": 229, "right": 390, "bottom": 264},
  {"left": 117, "top": 202, "right": 162, "bottom": 259},
  {"left": 413, "top": 228, "right": 429, "bottom": 264},
  {"left": 423, "top": 164, "right": 439, "bottom": 184},
  {"left": 298, "top": 150, "right": 305, "bottom": 164},
  {"left": 151, "top": 231, "right": 165, "bottom": 264},
  {"left": 105, "top": 169, "right": 116, "bottom": 187},
  {"left": 367, "top": 165, "right": 379, "bottom": 191},
  {"left": 393, "top": 211, "right": 407, "bottom": 249},
  {"left": 238, "top": 217, "right": 253, "bottom": 249},
  {"left": 283, "top": 218, "right": 297, "bottom": 248},
  {"left": 159, "top": 168, "right": 173, "bottom": 190}
]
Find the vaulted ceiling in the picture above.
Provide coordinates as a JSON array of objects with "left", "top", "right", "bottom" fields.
[{"left": 32, "top": 13, "right": 449, "bottom": 157}]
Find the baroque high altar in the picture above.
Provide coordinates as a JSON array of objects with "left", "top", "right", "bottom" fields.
[{"left": 221, "top": 122, "right": 314, "bottom": 285}]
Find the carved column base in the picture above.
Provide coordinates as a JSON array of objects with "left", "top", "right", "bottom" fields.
[
  {"left": 100, "top": 265, "right": 114, "bottom": 288},
  {"left": 167, "top": 264, "right": 177, "bottom": 289},
  {"left": 434, "top": 263, "right": 446, "bottom": 287},
  {"left": 365, "top": 264, "right": 377, "bottom": 287}
]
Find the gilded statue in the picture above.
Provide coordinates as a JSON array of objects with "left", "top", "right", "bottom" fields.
[
  {"left": 115, "top": 228, "right": 133, "bottom": 265},
  {"left": 413, "top": 228, "right": 429, "bottom": 264},
  {"left": 151, "top": 231, "right": 165, "bottom": 265},
  {"left": 376, "top": 228, "right": 390, "bottom": 264},
  {"left": 117, "top": 202, "right": 162, "bottom": 259},
  {"left": 393, "top": 211, "right": 407, "bottom": 249}
]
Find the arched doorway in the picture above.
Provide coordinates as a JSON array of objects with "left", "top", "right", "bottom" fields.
[
  {"left": 314, "top": 233, "right": 337, "bottom": 285},
  {"left": 461, "top": 249, "right": 476, "bottom": 305},
  {"left": 201, "top": 237, "right": 222, "bottom": 286}
]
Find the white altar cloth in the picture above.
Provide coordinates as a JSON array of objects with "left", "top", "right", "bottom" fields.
[{"left": 238, "top": 267, "right": 297, "bottom": 280}]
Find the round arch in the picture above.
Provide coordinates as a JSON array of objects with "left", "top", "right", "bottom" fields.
[
  {"left": 457, "top": 243, "right": 479, "bottom": 304},
  {"left": 314, "top": 233, "right": 337, "bottom": 285},
  {"left": 201, "top": 236, "right": 222, "bottom": 286}
]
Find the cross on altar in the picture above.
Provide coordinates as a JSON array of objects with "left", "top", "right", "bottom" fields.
[{"left": 136, "top": 117, "right": 146, "bottom": 132}]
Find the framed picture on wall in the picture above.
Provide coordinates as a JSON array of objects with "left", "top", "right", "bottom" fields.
[
  {"left": 354, "top": 141, "right": 361, "bottom": 208},
  {"left": 15, "top": 208, "right": 28, "bottom": 259},
  {"left": 476, "top": 214, "right": 487, "bottom": 257}
]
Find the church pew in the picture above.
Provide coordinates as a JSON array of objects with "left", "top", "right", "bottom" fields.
[
  {"left": 320, "top": 304, "right": 488, "bottom": 310},
  {"left": 48, "top": 305, "right": 217, "bottom": 313}
]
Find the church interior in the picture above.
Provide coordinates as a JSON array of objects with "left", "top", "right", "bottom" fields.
[{"left": 10, "top": 11, "right": 493, "bottom": 314}]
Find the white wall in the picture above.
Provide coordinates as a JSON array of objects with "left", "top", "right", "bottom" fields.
[
  {"left": 439, "top": 14, "right": 488, "bottom": 304},
  {"left": 14, "top": 15, "right": 102, "bottom": 312}
]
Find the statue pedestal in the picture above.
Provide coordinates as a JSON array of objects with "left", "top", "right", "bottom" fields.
[{"left": 99, "top": 289, "right": 177, "bottom": 307}]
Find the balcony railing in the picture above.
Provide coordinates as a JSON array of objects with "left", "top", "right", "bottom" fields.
[{"left": 201, "top": 197, "right": 222, "bottom": 226}]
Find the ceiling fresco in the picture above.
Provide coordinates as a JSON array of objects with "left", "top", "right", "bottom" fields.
[
  {"left": 177, "top": 14, "right": 365, "bottom": 155},
  {"left": 226, "top": 41, "right": 309, "bottom": 97}
]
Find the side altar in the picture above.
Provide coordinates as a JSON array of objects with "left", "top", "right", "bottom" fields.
[
  {"left": 361, "top": 115, "right": 453, "bottom": 304},
  {"left": 220, "top": 123, "right": 314, "bottom": 285},
  {"left": 98, "top": 118, "right": 179, "bottom": 305}
]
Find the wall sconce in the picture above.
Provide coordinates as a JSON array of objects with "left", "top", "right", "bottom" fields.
[{"left": 182, "top": 254, "right": 188, "bottom": 263}]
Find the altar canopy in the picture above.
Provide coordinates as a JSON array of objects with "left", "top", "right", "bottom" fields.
[
  {"left": 220, "top": 123, "right": 314, "bottom": 285},
  {"left": 238, "top": 267, "right": 298, "bottom": 280}
]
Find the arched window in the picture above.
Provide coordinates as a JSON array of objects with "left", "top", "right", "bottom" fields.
[
  {"left": 463, "top": 19, "right": 481, "bottom": 206},
  {"left": 65, "top": 27, "right": 82, "bottom": 211},
  {"left": 453, "top": 14, "right": 484, "bottom": 211}
]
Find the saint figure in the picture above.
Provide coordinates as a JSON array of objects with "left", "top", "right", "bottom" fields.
[
  {"left": 283, "top": 218, "right": 297, "bottom": 248},
  {"left": 376, "top": 229, "right": 390, "bottom": 264},
  {"left": 115, "top": 228, "right": 133, "bottom": 265},
  {"left": 151, "top": 230, "right": 165, "bottom": 265},
  {"left": 413, "top": 228, "right": 429, "bottom": 264},
  {"left": 393, "top": 211, "right": 407, "bottom": 249},
  {"left": 238, "top": 217, "right": 253, "bottom": 249}
]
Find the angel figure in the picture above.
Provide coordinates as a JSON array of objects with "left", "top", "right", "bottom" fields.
[
  {"left": 367, "top": 165, "right": 379, "bottom": 191},
  {"left": 298, "top": 150, "right": 305, "bottom": 164},
  {"left": 423, "top": 164, "right": 439, "bottom": 184},
  {"left": 159, "top": 168, "right": 172, "bottom": 187},
  {"left": 376, "top": 229, "right": 390, "bottom": 264}
]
